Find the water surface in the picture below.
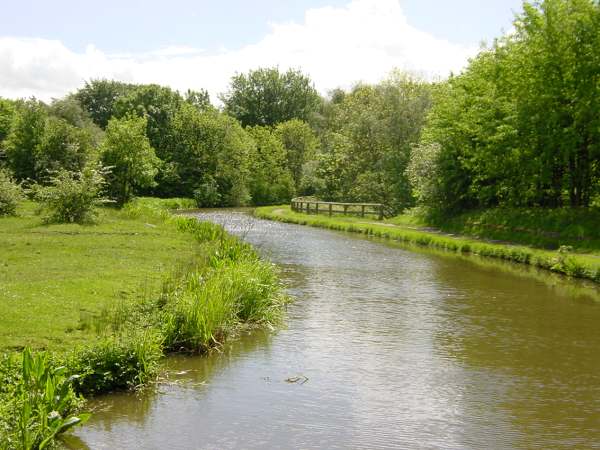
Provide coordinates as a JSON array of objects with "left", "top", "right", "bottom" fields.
[{"left": 69, "top": 212, "right": 600, "bottom": 449}]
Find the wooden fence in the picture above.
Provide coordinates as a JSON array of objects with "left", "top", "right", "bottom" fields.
[{"left": 291, "top": 198, "right": 385, "bottom": 220}]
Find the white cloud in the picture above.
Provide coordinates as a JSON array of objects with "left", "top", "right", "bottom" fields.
[{"left": 0, "top": 0, "right": 476, "bottom": 102}]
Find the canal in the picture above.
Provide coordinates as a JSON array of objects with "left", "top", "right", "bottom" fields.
[{"left": 69, "top": 211, "right": 600, "bottom": 449}]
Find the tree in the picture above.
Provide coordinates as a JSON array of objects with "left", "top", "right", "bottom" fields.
[
  {"left": 4, "top": 99, "right": 47, "bottom": 181},
  {"left": 170, "top": 104, "right": 252, "bottom": 205},
  {"left": 313, "top": 74, "right": 432, "bottom": 212},
  {"left": 412, "top": 0, "right": 600, "bottom": 213},
  {"left": 220, "top": 67, "right": 321, "bottom": 127},
  {"left": 100, "top": 115, "right": 160, "bottom": 205},
  {"left": 0, "top": 98, "right": 16, "bottom": 167},
  {"left": 75, "top": 79, "right": 135, "bottom": 129},
  {"left": 0, "top": 98, "right": 15, "bottom": 144},
  {"left": 36, "top": 117, "right": 96, "bottom": 179},
  {"left": 184, "top": 89, "right": 212, "bottom": 112},
  {"left": 113, "top": 84, "right": 182, "bottom": 161},
  {"left": 275, "top": 119, "right": 318, "bottom": 191},
  {"left": 246, "top": 126, "right": 295, "bottom": 205}
]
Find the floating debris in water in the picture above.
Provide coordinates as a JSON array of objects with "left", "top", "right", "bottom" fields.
[{"left": 285, "top": 375, "right": 308, "bottom": 385}]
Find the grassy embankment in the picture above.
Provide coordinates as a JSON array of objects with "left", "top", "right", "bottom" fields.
[
  {"left": 254, "top": 205, "right": 600, "bottom": 283},
  {"left": 0, "top": 198, "right": 286, "bottom": 448}
]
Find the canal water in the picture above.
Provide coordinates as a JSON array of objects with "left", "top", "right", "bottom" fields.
[{"left": 68, "top": 212, "right": 600, "bottom": 449}]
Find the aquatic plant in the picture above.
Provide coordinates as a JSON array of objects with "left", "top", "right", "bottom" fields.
[{"left": 0, "top": 349, "right": 88, "bottom": 450}]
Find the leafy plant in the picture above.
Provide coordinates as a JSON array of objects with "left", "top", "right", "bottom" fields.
[
  {"left": 0, "top": 168, "right": 24, "bottom": 216},
  {"left": 11, "top": 348, "right": 88, "bottom": 450},
  {"left": 31, "top": 164, "right": 110, "bottom": 223}
]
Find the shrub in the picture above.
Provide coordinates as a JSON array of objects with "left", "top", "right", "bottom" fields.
[
  {"left": 31, "top": 164, "right": 110, "bottom": 223},
  {"left": 0, "top": 168, "right": 24, "bottom": 216},
  {"left": 193, "top": 176, "right": 221, "bottom": 207}
]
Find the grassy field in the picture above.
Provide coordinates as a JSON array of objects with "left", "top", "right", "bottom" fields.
[
  {"left": 255, "top": 205, "right": 600, "bottom": 283},
  {"left": 0, "top": 199, "right": 199, "bottom": 351}
]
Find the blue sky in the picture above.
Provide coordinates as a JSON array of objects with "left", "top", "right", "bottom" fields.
[
  {"left": 3, "top": 0, "right": 522, "bottom": 52},
  {"left": 0, "top": 0, "right": 524, "bottom": 100}
]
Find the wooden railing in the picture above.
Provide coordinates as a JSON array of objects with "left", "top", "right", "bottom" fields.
[{"left": 291, "top": 198, "right": 385, "bottom": 220}]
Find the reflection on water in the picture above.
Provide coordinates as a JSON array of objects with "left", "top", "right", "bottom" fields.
[{"left": 69, "top": 212, "right": 600, "bottom": 450}]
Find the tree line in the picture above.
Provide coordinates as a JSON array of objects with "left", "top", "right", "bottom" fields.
[{"left": 0, "top": 0, "right": 598, "bottom": 215}]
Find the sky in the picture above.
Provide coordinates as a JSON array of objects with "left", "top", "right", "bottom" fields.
[{"left": 0, "top": 0, "right": 524, "bottom": 102}]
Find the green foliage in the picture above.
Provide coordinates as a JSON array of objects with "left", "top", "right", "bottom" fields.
[
  {"left": 275, "top": 119, "right": 319, "bottom": 191},
  {"left": 113, "top": 84, "right": 182, "bottom": 162},
  {"left": 0, "top": 168, "right": 24, "bottom": 216},
  {"left": 35, "top": 117, "right": 96, "bottom": 178},
  {"left": 75, "top": 79, "right": 136, "bottom": 129},
  {"left": 415, "top": 0, "right": 600, "bottom": 213},
  {"left": 315, "top": 73, "right": 432, "bottom": 212},
  {"left": 184, "top": 89, "right": 212, "bottom": 112},
  {"left": 31, "top": 165, "right": 110, "bottom": 224},
  {"left": 193, "top": 176, "right": 221, "bottom": 207},
  {"left": 221, "top": 67, "right": 321, "bottom": 127},
  {"left": 247, "top": 126, "right": 295, "bottom": 205},
  {"left": 406, "top": 142, "right": 443, "bottom": 211},
  {"left": 0, "top": 349, "right": 88, "bottom": 450},
  {"left": 170, "top": 104, "right": 251, "bottom": 205},
  {"left": 0, "top": 97, "right": 16, "bottom": 144},
  {"left": 4, "top": 99, "right": 48, "bottom": 181},
  {"left": 101, "top": 114, "right": 160, "bottom": 205},
  {"left": 67, "top": 331, "right": 163, "bottom": 396}
]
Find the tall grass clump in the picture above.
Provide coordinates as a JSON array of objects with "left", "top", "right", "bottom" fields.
[
  {"left": 67, "top": 330, "right": 163, "bottom": 396},
  {"left": 162, "top": 256, "right": 285, "bottom": 352}
]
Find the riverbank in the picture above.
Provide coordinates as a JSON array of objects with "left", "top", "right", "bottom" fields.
[
  {"left": 0, "top": 199, "right": 286, "bottom": 448},
  {"left": 254, "top": 205, "right": 600, "bottom": 283}
]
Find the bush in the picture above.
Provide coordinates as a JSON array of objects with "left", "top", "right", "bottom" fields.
[
  {"left": 31, "top": 164, "right": 110, "bottom": 223},
  {"left": 193, "top": 176, "right": 221, "bottom": 207},
  {"left": 0, "top": 168, "right": 24, "bottom": 216}
]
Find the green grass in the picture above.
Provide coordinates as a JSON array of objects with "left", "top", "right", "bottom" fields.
[
  {"left": 427, "top": 208, "right": 600, "bottom": 252},
  {"left": 254, "top": 205, "right": 600, "bottom": 283},
  {"left": 0, "top": 200, "right": 198, "bottom": 351}
]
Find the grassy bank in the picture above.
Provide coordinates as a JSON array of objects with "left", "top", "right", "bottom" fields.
[
  {"left": 0, "top": 199, "right": 286, "bottom": 448},
  {"left": 386, "top": 208, "right": 600, "bottom": 253},
  {"left": 254, "top": 205, "right": 600, "bottom": 283}
]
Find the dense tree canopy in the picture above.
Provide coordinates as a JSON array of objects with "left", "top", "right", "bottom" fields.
[
  {"left": 313, "top": 74, "right": 432, "bottom": 212},
  {"left": 275, "top": 119, "right": 318, "bottom": 192},
  {"left": 220, "top": 67, "right": 321, "bottom": 127},
  {"left": 246, "top": 126, "right": 295, "bottom": 205},
  {"left": 170, "top": 103, "right": 252, "bottom": 205},
  {"left": 75, "top": 79, "right": 136, "bottom": 129},
  {"left": 411, "top": 0, "right": 600, "bottom": 213}
]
